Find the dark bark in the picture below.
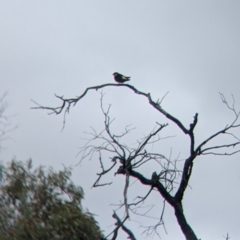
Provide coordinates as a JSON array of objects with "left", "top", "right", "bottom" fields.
[
  {"left": 33, "top": 84, "right": 240, "bottom": 239},
  {"left": 121, "top": 168, "right": 199, "bottom": 239},
  {"left": 174, "top": 203, "right": 198, "bottom": 240}
]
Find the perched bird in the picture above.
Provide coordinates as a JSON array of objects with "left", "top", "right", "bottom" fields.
[{"left": 113, "top": 72, "right": 131, "bottom": 83}]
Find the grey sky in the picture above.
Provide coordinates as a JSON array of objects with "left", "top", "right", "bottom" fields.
[{"left": 1, "top": 1, "right": 240, "bottom": 239}]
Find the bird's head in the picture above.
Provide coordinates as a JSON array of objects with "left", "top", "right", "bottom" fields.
[{"left": 113, "top": 72, "right": 119, "bottom": 76}]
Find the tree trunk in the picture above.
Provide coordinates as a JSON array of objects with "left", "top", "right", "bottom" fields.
[{"left": 174, "top": 203, "right": 198, "bottom": 240}]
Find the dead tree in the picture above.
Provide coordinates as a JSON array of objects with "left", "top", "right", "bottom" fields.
[{"left": 32, "top": 83, "right": 240, "bottom": 240}]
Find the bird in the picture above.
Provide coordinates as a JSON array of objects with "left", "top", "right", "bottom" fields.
[{"left": 113, "top": 72, "right": 131, "bottom": 83}]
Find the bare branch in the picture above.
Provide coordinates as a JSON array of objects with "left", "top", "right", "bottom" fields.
[
  {"left": 196, "top": 126, "right": 240, "bottom": 154},
  {"left": 141, "top": 200, "right": 167, "bottom": 238},
  {"left": 200, "top": 141, "right": 240, "bottom": 154},
  {"left": 33, "top": 85, "right": 240, "bottom": 240},
  {"left": 92, "top": 153, "right": 117, "bottom": 187},
  {"left": 100, "top": 92, "right": 126, "bottom": 159},
  {"left": 112, "top": 212, "right": 136, "bottom": 240},
  {"left": 132, "top": 123, "right": 168, "bottom": 158},
  {"left": 126, "top": 169, "right": 175, "bottom": 206},
  {"left": 220, "top": 93, "right": 240, "bottom": 121},
  {"left": 223, "top": 233, "right": 230, "bottom": 240},
  {"left": 32, "top": 83, "right": 194, "bottom": 135},
  {"left": 201, "top": 150, "right": 240, "bottom": 156},
  {"left": 129, "top": 187, "right": 154, "bottom": 207},
  {"left": 123, "top": 173, "right": 130, "bottom": 218}
]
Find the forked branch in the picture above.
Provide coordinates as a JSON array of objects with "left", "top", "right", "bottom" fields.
[{"left": 33, "top": 83, "right": 240, "bottom": 240}]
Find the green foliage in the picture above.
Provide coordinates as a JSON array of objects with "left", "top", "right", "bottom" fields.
[{"left": 0, "top": 159, "right": 103, "bottom": 240}]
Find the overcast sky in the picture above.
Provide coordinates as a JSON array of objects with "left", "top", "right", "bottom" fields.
[{"left": 1, "top": 1, "right": 240, "bottom": 239}]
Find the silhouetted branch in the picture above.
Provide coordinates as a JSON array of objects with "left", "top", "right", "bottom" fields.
[
  {"left": 33, "top": 84, "right": 240, "bottom": 240},
  {"left": 92, "top": 152, "right": 117, "bottom": 187},
  {"left": 32, "top": 83, "right": 197, "bottom": 135},
  {"left": 112, "top": 212, "right": 136, "bottom": 240},
  {"left": 129, "top": 187, "right": 154, "bottom": 207},
  {"left": 141, "top": 200, "right": 167, "bottom": 238},
  {"left": 223, "top": 233, "right": 230, "bottom": 240}
]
